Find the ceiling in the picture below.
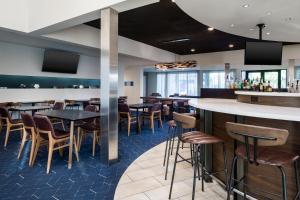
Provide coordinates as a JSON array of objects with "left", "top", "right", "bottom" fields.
[
  {"left": 85, "top": 0, "right": 294, "bottom": 55},
  {"left": 176, "top": 0, "right": 300, "bottom": 43}
]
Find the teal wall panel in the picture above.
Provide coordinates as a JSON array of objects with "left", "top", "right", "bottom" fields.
[{"left": 0, "top": 74, "right": 100, "bottom": 88}]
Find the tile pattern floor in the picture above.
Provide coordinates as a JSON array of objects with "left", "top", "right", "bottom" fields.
[
  {"left": 0, "top": 122, "right": 168, "bottom": 200},
  {"left": 114, "top": 142, "right": 227, "bottom": 200}
]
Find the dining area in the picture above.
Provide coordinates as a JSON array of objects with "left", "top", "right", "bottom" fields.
[{"left": 0, "top": 98, "right": 101, "bottom": 175}]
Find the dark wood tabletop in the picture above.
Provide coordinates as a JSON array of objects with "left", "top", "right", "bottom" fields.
[
  {"left": 9, "top": 106, "right": 51, "bottom": 111},
  {"left": 129, "top": 103, "right": 154, "bottom": 109},
  {"left": 90, "top": 101, "right": 101, "bottom": 105},
  {"left": 35, "top": 110, "right": 101, "bottom": 121}
]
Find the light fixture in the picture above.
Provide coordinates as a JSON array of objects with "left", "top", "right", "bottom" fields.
[
  {"left": 229, "top": 44, "right": 234, "bottom": 48},
  {"left": 266, "top": 32, "right": 270, "bottom": 35},
  {"left": 208, "top": 27, "right": 214, "bottom": 31},
  {"left": 155, "top": 60, "right": 197, "bottom": 71},
  {"left": 190, "top": 48, "right": 196, "bottom": 52},
  {"left": 171, "top": 0, "right": 175, "bottom": 2},
  {"left": 230, "top": 24, "right": 235, "bottom": 28},
  {"left": 242, "top": 4, "right": 249, "bottom": 8},
  {"left": 266, "top": 11, "right": 272, "bottom": 16},
  {"left": 164, "top": 38, "right": 190, "bottom": 43},
  {"left": 249, "top": 28, "right": 254, "bottom": 31}
]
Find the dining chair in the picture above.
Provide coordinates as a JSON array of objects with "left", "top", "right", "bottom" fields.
[
  {"left": 77, "top": 119, "right": 100, "bottom": 157},
  {"left": 118, "top": 103, "right": 140, "bottom": 136},
  {"left": 33, "top": 115, "right": 79, "bottom": 174},
  {"left": 65, "top": 99, "right": 80, "bottom": 110},
  {"left": 19, "top": 113, "right": 38, "bottom": 166},
  {"left": 0, "top": 107, "right": 24, "bottom": 147},
  {"left": 141, "top": 103, "right": 163, "bottom": 133},
  {"left": 50, "top": 102, "right": 65, "bottom": 130},
  {"left": 77, "top": 105, "right": 100, "bottom": 156}
]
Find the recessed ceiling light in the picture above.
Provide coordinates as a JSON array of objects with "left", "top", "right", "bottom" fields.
[
  {"left": 171, "top": 0, "right": 176, "bottom": 2},
  {"left": 208, "top": 27, "right": 214, "bottom": 31},
  {"left": 229, "top": 44, "right": 234, "bottom": 48},
  {"left": 266, "top": 11, "right": 272, "bottom": 16},
  {"left": 249, "top": 28, "right": 254, "bottom": 31},
  {"left": 242, "top": 4, "right": 249, "bottom": 8},
  {"left": 230, "top": 24, "right": 235, "bottom": 28},
  {"left": 190, "top": 48, "right": 196, "bottom": 52},
  {"left": 266, "top": 32, "right": 271, "bottom": 35}
]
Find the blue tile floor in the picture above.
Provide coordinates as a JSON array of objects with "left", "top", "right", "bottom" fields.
[{"left": 0, "top": 123, "right": 168, "bottom": 200}]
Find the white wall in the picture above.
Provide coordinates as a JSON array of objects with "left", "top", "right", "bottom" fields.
[
  {"left": 124, "top": 66, "right": 144, "bottom": 104},
  {"left": 179, "top": 44, "right": 300, "bottom": 70},
  {"left": 0, "top": 0, "right": 28, "bottom": 32},
  {"left": 44, "top": 24, "right": 176, "bottom": 63},
  {"left": 0, "top": 41, "right": 100, "bottom": 79}
]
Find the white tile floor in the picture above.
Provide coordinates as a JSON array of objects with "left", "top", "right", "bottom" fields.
[{"left": 114, "top": 142, "right": 227, "bottom": 200}]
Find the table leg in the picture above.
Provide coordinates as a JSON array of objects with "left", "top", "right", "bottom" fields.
[
  {"left": 68, "top": 120, "right": 74, "bottom": 169},
  {"left": 136, "top": 108, "right": 139, "bottom": 134}
]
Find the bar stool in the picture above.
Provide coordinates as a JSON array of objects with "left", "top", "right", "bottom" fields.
[
  {"left": 163, "top": 120, "right": 177, "bottom": 179},
  {"left": 226, "top": 122, "right": 300, "bottom": 200},
  {"left": 169, "top": 131, "right": 228, "bottom": 200},
  {"left": 164, "top": 112, "right": 198, "bottom": 180}
]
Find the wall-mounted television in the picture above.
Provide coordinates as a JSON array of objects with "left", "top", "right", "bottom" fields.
[
  {"left": 244, "top": 41, "right": 282, "bottom": 65},
  {"left": 42, "top": 49, "right": 80, "bottom": 74}
]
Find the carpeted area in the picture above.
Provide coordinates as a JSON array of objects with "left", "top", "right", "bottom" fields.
[{"left": 0, "top": 122, "right": 169, "bottom": 200}]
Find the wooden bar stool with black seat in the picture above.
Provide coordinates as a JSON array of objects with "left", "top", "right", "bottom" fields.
[
  {"left": 163, "top": 120, "right": 177, "bottom": 179},
  {"left": 164, "top": 112, "right": 197, "bottom": 180},
  {"left": 169, "top": 131, "right": 228, "bottom": 200},
  {"left": 226, "top": 122, "right": 300, "bottom": 200},
  {"left": 0, "top": 106, "right": 24, "bottom": 147},
  {"left": 18, "top": 113, "right": 38, "bottom": 166}
]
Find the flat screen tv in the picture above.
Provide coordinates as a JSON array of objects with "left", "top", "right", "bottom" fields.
[
  {"left": 42, "top": 49, "right": 80, "bottom": 74},
  {"left": 244, "top": 41, "right": 282, "bottom": 65}
]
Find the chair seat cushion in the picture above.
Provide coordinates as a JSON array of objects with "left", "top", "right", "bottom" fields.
[
  {"left": 79, "top": 122, "right": 100, "bottom": 132},
  {"left": 11, "top": 119, "right": 23, "bottom": 124},
  {"left": 180, "top": 131, "right": 224, "bottom": 145},
  {"left": 236, "top": 146, "right": 299, "bottom": 166},
  {"left": 53, "top": 129, "right": 70, "bottom": 139}
]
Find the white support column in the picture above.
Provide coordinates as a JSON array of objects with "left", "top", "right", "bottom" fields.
[{"left": 100, "top": 8, "right": 118, "bottom": 164}]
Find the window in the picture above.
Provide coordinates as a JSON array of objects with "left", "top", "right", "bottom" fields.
[
  {"left": 156, "top": 71, "right": 198, "bottom": 97},
  {"left": 157, "top": 73, "right": 166, "bottom": 97},
  {"left": 202, "top": 71, "right": 225, "bottom": 88},
  {"left": 243, "top": 69, "right": 287, "bottom": 89},
  {"left": 295, "top": 66, "right": 300, "bottom": 80}
]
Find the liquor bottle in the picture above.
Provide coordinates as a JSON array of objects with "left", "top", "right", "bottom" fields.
[
  {"left": 266, "top": 81, "right": 272, "bottom": 92},
  {"left": 259, "top": 79, "right": 263, "bottom": 92}
]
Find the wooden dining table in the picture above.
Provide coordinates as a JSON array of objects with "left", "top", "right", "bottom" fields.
[
  {"left": 9, "top": 105, "right": 51, "bottom": 116},
  {"left": 35, "top": 110, "right": 101, "bottom": 169}
]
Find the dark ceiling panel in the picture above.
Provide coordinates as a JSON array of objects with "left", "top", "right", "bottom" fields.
[{"left": 85, "top": 0, "right": 295, "bottom": 55}]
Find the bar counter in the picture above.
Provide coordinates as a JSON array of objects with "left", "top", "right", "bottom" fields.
[{"left": 189, "top": 98, "right": 300, "bottom": 199}]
